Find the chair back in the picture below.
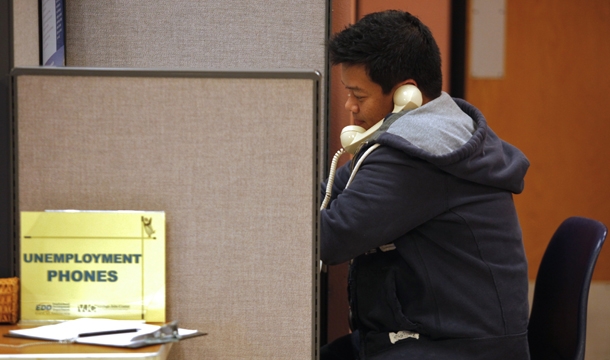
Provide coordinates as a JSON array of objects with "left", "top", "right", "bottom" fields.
[{"left": 528, "top": 216, "right": 607, "bottom": 360}]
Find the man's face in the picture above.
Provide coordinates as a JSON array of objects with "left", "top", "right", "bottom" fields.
[{"left": 341, "top": 64, "right": 394, "bottom": 130}]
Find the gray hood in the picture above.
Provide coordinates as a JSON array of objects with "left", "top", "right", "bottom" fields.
[{"left": 374, "top": 93, "right": 529, "bottom": 194}]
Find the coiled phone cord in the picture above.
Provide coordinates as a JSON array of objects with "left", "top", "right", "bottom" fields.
[
  {"left": 320, "top": 148, "right": 345, "bottom": 210},
  {"left": 320, "top": 143, "right": 381, "bottom": 211}
]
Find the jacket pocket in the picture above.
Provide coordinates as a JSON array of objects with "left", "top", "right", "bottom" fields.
[
  {"left": 385, "top": 269, "right": 420, "bottom": 331},
  {"left": 352, "top": 250, "right": 421, "bottom": 334}
]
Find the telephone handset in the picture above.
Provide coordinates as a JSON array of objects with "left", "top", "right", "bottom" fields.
[
  {"left": 320, "top": 85, "right": 423, "bottom": 211},
  {"left": 340, "top": 84, "right": 423, "bottom": 154}
]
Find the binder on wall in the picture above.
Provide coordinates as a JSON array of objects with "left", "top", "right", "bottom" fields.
[{"left": 40, "top": 0, "right": 65, "bottom": 66}]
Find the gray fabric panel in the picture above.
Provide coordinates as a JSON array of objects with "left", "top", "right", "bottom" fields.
[
  {"left": 16, "top": 73, "right": 318, "bottom": 359},
  {"left": 64, "top": 0, "right": 329, "bottom": 190},
  {"left": 65, "top": 0, "right": 326, "bottom": 72},
  {"left": 12, "top": 0, "right": 39, "bottom": 67}
]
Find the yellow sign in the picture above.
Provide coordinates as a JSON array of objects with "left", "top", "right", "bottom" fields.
[{"left": 20, "top": 211, "right": 165, "bottom": 322}]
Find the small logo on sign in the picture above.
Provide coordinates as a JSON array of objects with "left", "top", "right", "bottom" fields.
[
  {"left": 142, "top": 216, "right": 156, "bottom": 238},
  {"left": 78, "top": 304, "right": 97, "bottom": 312},
  {"left": 35, "top": 304, "right": 53, "bottom": 313}
]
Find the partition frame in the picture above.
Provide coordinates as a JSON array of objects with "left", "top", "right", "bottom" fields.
[
  {"left": 0, "top": 0, "right": 14, "bottom": 279},
  {"left": 11, "top": 67, "right": 322, "bottom": 359}
]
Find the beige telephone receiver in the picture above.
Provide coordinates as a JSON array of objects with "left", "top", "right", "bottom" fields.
[
  {"left": 320, "top": 84, "right": 423, "bottom": 211},
  {"left": 339, "top": 84, "right": 423, "bottom": 154}
]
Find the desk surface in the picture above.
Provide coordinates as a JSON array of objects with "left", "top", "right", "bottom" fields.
[{"left": 0, "top": 324, "right": 172, "bottom": 359}]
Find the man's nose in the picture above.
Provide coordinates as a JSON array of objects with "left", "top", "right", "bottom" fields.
[{"left": 345, "top": 96, "right": 358, "bottom": 113}]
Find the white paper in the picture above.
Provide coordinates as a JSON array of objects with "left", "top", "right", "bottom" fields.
[
  {"left": 9, "top": 318, "right": 200, "bottom": 348},
  {"left": 9, "top": 318, "right": 148, "bottom": 341}
]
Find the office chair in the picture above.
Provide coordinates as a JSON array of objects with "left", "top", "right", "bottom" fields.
[{"left": 528, "top": 216, "right": 607, "bottom": 360}]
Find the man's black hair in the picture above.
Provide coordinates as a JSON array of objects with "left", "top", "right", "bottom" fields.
[{"left": 329, "top": 10, "right": 442, "bottom": 99}]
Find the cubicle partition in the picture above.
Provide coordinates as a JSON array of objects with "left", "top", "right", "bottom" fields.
[{"left": 12, "top": 68, "right": 321, "bottom": 359}]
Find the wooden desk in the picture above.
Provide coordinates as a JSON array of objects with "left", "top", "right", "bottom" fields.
[{"left": 0, "top": 324, "right": 172, "bottom": 359}]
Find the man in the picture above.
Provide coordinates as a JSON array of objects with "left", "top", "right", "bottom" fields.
[{"left": 320, "top": 10, "right": 530, "bottom": 360}]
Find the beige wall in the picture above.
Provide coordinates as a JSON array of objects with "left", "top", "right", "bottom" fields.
[
  {"left": 465, "top": 0, "right": 610, "bottom": 281},
  {"left": 467, "top": 2, "right": 610, "bottom": 358}
]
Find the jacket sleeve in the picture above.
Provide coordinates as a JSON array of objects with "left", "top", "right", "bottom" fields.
[{"left": 320, "top": 145, "right": 448, "bottom": 265}]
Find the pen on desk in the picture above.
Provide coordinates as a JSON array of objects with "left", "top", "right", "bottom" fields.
[{"left": 78, "top": 328, "right": 139, "bottom": 337}]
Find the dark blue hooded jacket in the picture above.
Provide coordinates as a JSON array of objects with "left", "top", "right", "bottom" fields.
[{"left": 321, "top": 94, "right": 531, "bottom": 359}]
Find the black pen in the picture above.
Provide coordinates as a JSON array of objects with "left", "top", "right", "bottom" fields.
[{"left": 78, "top": 328, "right": 139, "bottom": 338}]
